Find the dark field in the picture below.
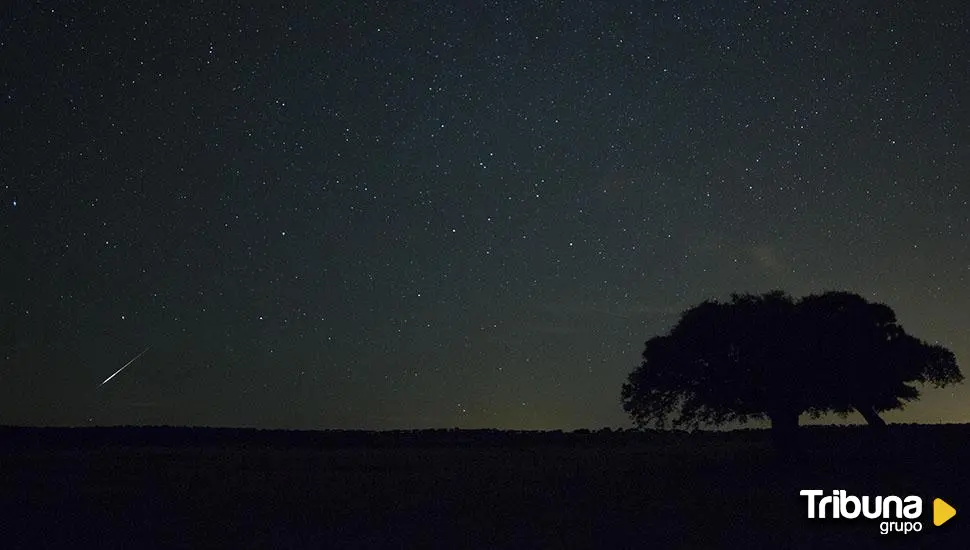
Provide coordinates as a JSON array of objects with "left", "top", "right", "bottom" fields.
[{"left": 1, "top": 426, "right": 966, "bottom": 548}]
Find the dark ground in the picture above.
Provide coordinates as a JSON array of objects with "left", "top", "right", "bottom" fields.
[{"left": 1, "top": 425, "right": 966, "bottom": 548}]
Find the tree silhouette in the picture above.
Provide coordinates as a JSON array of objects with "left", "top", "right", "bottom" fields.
[
  {"left": 621, "top": 291, "right": 962, "bottom": 447},
  {"left": 793, "top": 291, "right": 962, "bottom": 434}
]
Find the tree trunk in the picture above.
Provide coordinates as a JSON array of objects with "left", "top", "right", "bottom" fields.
[
  {"left": 769, "top": 409, "right": 800, "bottom": 455},
  {"left": 855, "top": 404, "right": 889, "bottom": 438}
]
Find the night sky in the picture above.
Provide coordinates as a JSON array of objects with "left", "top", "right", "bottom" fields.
[{"left": 2, "top": 1, "right": 968, "bottom": 430}]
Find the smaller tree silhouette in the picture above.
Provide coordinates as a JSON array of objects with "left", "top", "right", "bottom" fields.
[{"left": 621, "top": 291, "right": 962, "bottom": 447}]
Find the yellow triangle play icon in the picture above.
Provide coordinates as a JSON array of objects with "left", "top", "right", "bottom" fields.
[{"left": 934, "top": 498, "right": 956, "bottom": 526}]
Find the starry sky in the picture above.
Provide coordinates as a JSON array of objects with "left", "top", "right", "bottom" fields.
[{"left": 2, "top": 1, "right": 968, "bottom": 430}]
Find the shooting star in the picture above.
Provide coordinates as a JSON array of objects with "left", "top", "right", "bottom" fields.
[{"left": 100, "top": 347, "right": 150, "bottom": 387}]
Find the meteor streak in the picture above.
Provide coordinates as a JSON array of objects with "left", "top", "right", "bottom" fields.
[{"left": 100, "top": 347, "right": 150, "bottom": 387}]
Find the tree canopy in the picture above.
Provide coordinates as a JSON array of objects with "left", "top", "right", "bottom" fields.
[{"left": 621, "top": 291, "right": 962, "bottom": 439}]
